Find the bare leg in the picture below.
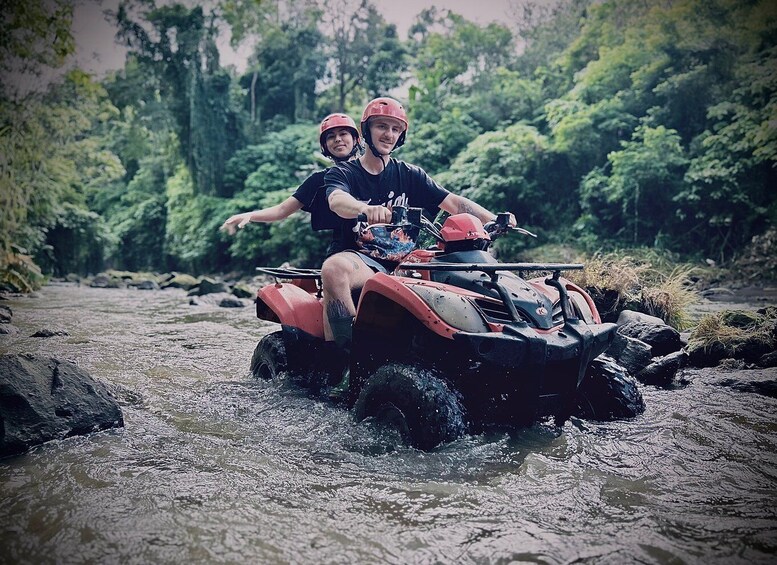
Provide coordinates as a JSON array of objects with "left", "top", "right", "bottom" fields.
[{"left": 321, "top": 252, "right": 374, "bottom": 342}]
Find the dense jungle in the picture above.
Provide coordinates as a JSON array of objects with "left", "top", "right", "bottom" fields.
[{"left": 1, "top": 0, "right": 775, "bottom": 292}]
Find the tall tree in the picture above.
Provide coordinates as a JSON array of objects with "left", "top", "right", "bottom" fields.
[
  {"left": 321, "top": 0, "right": 407, "bottom": 111},
  {"left": 115, "top": 1, "right": 241, "bottom": 196}
]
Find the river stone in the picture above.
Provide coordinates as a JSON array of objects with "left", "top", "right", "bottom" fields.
[
  {"left": 30, "top": 329, "right": 69, "bottom": 338},
  {"left": 635, "top": 350, "right": 688, "bottom": 387},
  {"left": 757, "top": 351, "right": 777, "bottom": 368},
  {"left": 135, "top": 279, "right": 160, "bottom": 290},
  {"left": 219, "top": 296, "right": 245, "bottom": 308},
  {"left": 0, "top": 353, "right": 124, "bottom": 458},
  {"left": 0, "top": 324, "right": 19, "bottom": 335},
  {"left": 0, "top": 305, "right": 11, "bottom": 324},
  {"left": 161, "top": 273, "right": 199, "bottom": 290},
  {"left": 616, "top": 310, "right": 665, "bottom": 327},
  {"left": 617, "top": 321, "right": 683, "bottom": 357},
  {"left": 606, "top": 333, "right": 652, "bottom": 376},
  {"left": 89, "top": 274, "right": 122, "bottom": 288},
  {"left": 231, "top": 284, "right": 253, "bottom": 299},
  {"left": 195, "top": 277, "right": 229, "bottom": 296}
]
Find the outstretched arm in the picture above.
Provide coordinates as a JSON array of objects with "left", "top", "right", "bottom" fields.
[
  {"left": 439, "top": 193, "right": 516, "bottom": 227},
  {"left": 219, "top": 196, "right": 304, "bottom": 235}
]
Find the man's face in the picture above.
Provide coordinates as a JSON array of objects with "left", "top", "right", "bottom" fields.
[
  {"left": 325, "top": 127, "right": 355, "bottom": 158},
  {"left": 368, "top": 117, "right": 405, "bottom": 155}
]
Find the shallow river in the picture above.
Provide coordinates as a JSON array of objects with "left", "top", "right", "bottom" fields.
[{"left": 1, "top": 284, "right": 775, "bottom": 564}]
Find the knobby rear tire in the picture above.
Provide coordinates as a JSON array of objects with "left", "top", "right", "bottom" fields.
[{"left": 250, "top": 331, "right": 288, "bottom": 380}]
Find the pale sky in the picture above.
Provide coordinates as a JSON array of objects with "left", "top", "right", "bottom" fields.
[{"left": 72, "top": 0, "right": 516, "bottom": 76}]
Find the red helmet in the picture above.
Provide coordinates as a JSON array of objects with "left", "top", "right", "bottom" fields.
[
  {"left": 361, "top": 97, "right": 408, "bottom": 151},
  {"left": 319, "top": 113, "right": 359, "bottom": 160}
]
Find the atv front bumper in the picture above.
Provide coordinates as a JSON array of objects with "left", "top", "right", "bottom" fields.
[{"left": 449, "top": 320, "right": 617, "bottom": 424}]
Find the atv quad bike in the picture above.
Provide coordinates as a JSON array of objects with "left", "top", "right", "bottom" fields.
[{"left": 251, "top": 208, "right": 644, "bottom": 450}]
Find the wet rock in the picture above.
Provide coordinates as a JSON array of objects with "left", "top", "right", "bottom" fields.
[
  {"left": 0, "top": 305, "right": 12, "bottom": 324},
  {"left": 757, "top": 351, "right": 777, "bottom": 368},
  {"left": 135, "top": 280, "right": 160, "bottom": 290},
  {"left": 219, "top": 296, "right": 245, "bottom": 308},
  {"left": 606, "top": 333, "right": 652, "bottom": 376},
  {"left": 635, "top": 350, "right": 688, "bottom": 387},
  {"left": 89, "top": 274, "right": 122, "bottom": 288},
  {"left": 30, "top": 329, "right": 69, "bottom": 338},
  {"left": 0, "top": 324, "right": 19, "bottom": 335},
  {"left": 617, "top": 321, "right": 683, "bottom": 357},
  {"left": 231, "top": 284, "right": 253, "bottom": 299},
  {"left": 617, "top": 310, "right": 665, "bottom": 326},
  {"left": 0, "top": 353, "right": 124, "bottom": 458},
  {"left": 192, "top": 277, "right": 229, "bottom": 296},
  {"left": 161, "top": 273, "right": 199, "bottom": 291}
]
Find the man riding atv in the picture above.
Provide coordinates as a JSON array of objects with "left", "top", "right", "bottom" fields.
[{"left": 321, "top": 97, "right": 516, "bottom": 355}]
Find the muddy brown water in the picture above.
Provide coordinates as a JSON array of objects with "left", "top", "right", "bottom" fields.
[{"left": 0, "top": 283, "right": 775, "bottom": 564}]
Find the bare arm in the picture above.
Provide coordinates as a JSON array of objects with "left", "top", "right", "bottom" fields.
[
  {"left": 220, "top": 196, "right": 304, "bottom": 235},
  {"left": 328, "top": 189, "right": 392, "bottom": 224},
  {"left": 439, "top": 193, "right": 516, "bottom": 227}
]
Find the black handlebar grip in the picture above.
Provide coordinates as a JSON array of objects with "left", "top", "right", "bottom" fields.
[{"left": 496, "top": 212, "right": 511, "bottom": 228}]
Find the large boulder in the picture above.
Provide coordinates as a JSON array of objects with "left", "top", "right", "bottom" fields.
[
  {"left": 0, "top": 353, "right": 124, "bottom": 458},
  {"left": 617, "top": 321, "right": 683, "bottom": 357}
]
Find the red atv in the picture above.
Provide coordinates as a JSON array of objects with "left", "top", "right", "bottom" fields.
[{"left": 251, "top": 207, "right": 643, "bottom": 450}]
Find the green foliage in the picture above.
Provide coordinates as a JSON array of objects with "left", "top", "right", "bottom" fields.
[
  {"left": 400, "top": 107, "right": 481, "bottom": 175},
  {"left": 108, "top": 155, "right": 170, "bottom": 271},
  {"left": 116, "top": 3, "right": 242, "bottom": 196},
  {"left": 438, "top": 123, "right": 574, "bottom": 243},
  {"left": 39, "top": 204, "right": 115, "bottom": 277},
  {"left": 580, "top": 123, "right": 689, "bottom": 246},
  {"left": 164, "top": 165, "right": 231, "bottom": 272},
  {"left": 244, "top": 22, "right": 326, "bottom": 124},
  {"left": 224, "top": 122, "right": 320, "bottom": 196},
  {"left": 4, "top": 0, "right": 776, "bottom": 287}
]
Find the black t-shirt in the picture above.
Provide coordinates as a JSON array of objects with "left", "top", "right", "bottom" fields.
[
  {"left": 292, "top": 169, "right": 340, "bottom": 231},
  {"left": 324, "top": 158, "right": 450, "bottom": 251}
]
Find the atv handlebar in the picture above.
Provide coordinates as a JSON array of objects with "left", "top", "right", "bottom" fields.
[{"left": 357, "top": 206, "right": 533, "bottom": 240}]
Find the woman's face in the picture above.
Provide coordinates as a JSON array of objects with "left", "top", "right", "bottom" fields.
[{"left": 325, "top": 127, "right": 356, "bottom": 158}]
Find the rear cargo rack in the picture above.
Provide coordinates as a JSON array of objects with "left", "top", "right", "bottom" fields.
[
  {"left": 397, "top": 262, "right": 584, "bottom": 273},
  {"left": 256, "top": 267, "right": 322, "bottom": 280}
]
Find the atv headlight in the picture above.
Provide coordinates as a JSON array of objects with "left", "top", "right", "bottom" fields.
[{"left": 410, "top": 285, "right": 490, "bottom": 333}]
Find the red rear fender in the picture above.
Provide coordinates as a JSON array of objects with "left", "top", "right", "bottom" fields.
[{"left": 256, "top": 283, "right": 324, "bottom": 338}]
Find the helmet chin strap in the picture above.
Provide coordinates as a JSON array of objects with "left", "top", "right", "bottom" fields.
[{"left": 364, "top": 130, "right": 391, "bottom": 171}]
